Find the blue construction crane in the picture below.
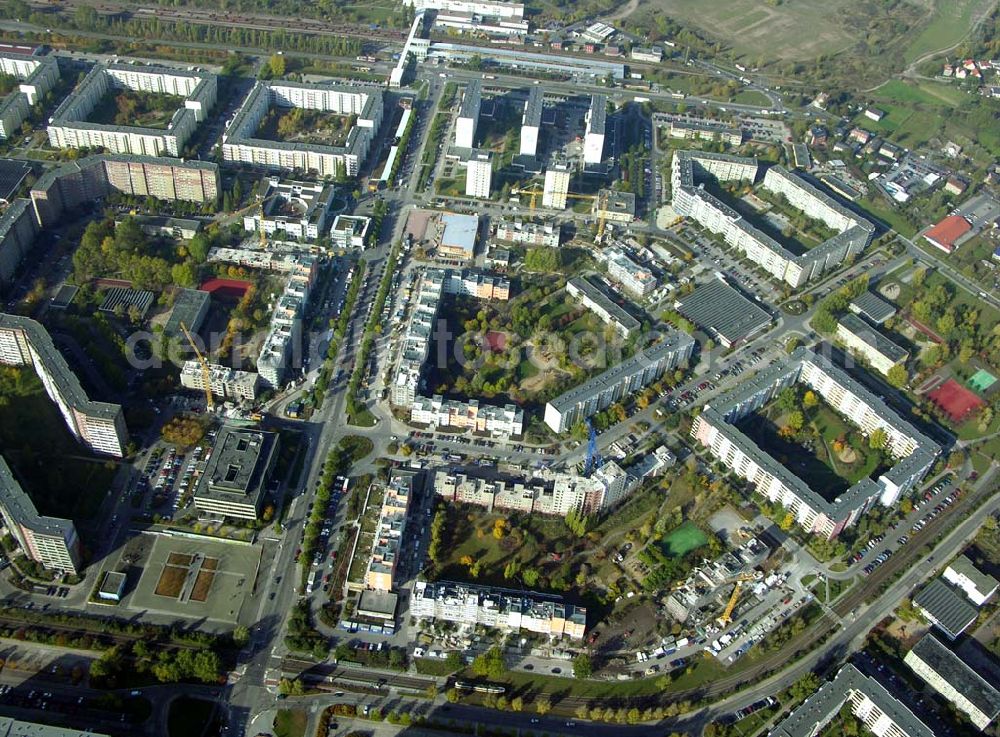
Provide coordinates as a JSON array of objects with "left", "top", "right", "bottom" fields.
[{"left": 584, "top": 418, "right": 602, "bottom": 477}]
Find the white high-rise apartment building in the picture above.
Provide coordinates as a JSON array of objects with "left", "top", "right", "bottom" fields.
[
  {"left": 455, "top": 80, "right": 481, "bottom": 149},
  {"left": 583, "top": 94, "right": 606, "bottom": 165},
  {"left": 465, "top": 151, "right": 492, "bottom": 198},
  {"left": 542, "top": 161, "right": 571, "bottom": 209}
]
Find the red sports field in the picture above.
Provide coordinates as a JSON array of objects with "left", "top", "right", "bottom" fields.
[{"left": 928, "top": 378, "right": 984, "bottom": 422}]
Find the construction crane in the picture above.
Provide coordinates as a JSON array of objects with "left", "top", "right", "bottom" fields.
[
  {"left": 510, "top": 186, "right": 610, "bottom": 240},
  {"left": 226, "top": 191, "right": 281, "bottom": 246},
  {"left": 179, "top": 321, "right": 214, "bottom": 412},
  {"left": 584, "top": 417, "right": 603, "bottom": 477},
  {"left": 716, "top": 573, "right": 758, "bottom": 627}
]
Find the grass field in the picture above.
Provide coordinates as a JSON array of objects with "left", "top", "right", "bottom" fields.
[
  {"left": 903, "top": 0, "right": 997, "bottom": 62},
  {"left": 873, "top": 79, "right": 971, "bottom": 108},
  {"left": 649, "top": 0, "right": 859, "bottom": 60},
  {"left": 273, "top": 709, "right": 307, "bottom": 737},
  {"left": 658, "top": 521, "right": 708, "bottom": 557}
]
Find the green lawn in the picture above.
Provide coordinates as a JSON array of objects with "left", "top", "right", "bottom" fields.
[
  {"left": 167, "top": 697, "right": 217, "bottom": 737},
  {"left": 903, "top": 0, "right": 996, "bottom": 62},
  {"left": 873, "top": 79, "right": 970, "bottom": 108},
  {"left": 273, "top": 709, "right": 307, "bottom": 737},
  {"left": 732, "top": 89, "right": 772, "bottom": 107},
  {"left": 658, "top": 521, "right": 709, "bottom": 557}
]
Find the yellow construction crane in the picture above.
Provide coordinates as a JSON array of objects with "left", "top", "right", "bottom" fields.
[
  {"left": 226, "top": 191, "right": 281, "bottom": 247},
  {"left": 510, "top": 186, "right": 610, "bottom": 240},
  {"left": 179, "top": 321, "right": 214, "bottom": 412},
  {"left": 716, "top": 573, "right": 758, "bottom": 627}
]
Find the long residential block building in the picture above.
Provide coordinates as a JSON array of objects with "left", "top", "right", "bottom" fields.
[
  {"left": 0, "top": 457, "right": 81, "bottom": 573},
  {"left": 47, "top": 63, "right": 217, "bottom": 157},
  {"left": 0, "top": 52, "right": 59, "bottom": 140},
  {"left": 30, "top": 154, "right": 220, "bottom": 227},
  {"left": 433, "top": 461, "right": 633, "bottom": 517},
  {"left": 692, "top": 347, "right": 938, "bottom": 539},
  {"left": 836, "top": 313, "right": 908, "bottom": 376},
  {"left": 256, "top": 255, "right": 318, "bottom": 387},
  {"left": 0, "top": 313, "right": 128, "bottom": 457},
  {"left": 2, "top": 155, "right": 217, "bottom": 291},
  {"left": 412, "top": 580, "right": 586, "bottom": 639},
  {"left": 365, "top": 472, "right": 414, "bottom": 591},
  {"left": 223, "top": 81, "right": 383, "bottom": 177},
  {"left": 904, "top": 634, "right": 1000, "bottom": 730},
  {"left": 493, "top": 218, "right": 560, "bottom": 247},
  {"left": 411, "top": 394, "right": 523, "bottom": 437},
  {"left": 769, "top": 664, "right": 934, "bottom": 737},
  {"left": 544, "top": 331, "right": 695, "bottom": 433},
  {"left": 390, "top": 268, "right": 516, "bottom": 434},
  {"left": 566, "top": 275, "right": 640, "bottom": 338},
  {"left": 672, "top": 151, "right": 875, "bottom": 288}
]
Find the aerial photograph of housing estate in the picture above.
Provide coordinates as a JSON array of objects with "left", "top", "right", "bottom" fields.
[{"left": 0, "top": 0, "right": 999, "bottom": 735}]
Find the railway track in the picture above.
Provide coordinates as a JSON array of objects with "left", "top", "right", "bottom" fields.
[{"left": 28, "top": 0, "right": 408, "bottom": 45}]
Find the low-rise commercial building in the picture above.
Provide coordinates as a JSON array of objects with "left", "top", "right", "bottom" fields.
[
  {"left": 48, "top": 63, "right": 217, "bottom": 157},
  {"left": 0, "top": 716, "right": 109, "bottom": 737},
  {"left": 164, "top": 288, "right": 210, "bottom": 339},
  {"left": 672, "top": 151, "right": 874, "bottom": 288},
  {"left": 544, "top": 331, "right": 695, "bottom": 433},
  {"left": 630, "top": 46, "right": 664, "bottom": 63},
  {"left": 0, "top": 457, "right": 81, "bottom": 573},
  {"left": 244, "top": 177, "right": 337, "bottom": 241},
  {"left": 412, "top": 580, "right": 586, "bottom": 639},
  {"left": 223, "top": 80, "right": 383, "bottom": 178},
  {"left": 836, "top": 313, "right": 908, "bottom": 376},
  {"left": 192, "top": 425, "right": 278, "bottom": 519},
  {"left": 594, "top": 189, "right": 635, "bottom": 224},
  {"left": 692, "top": 347, "right": 938, "bottom": 539},
  {"left": 849, "top": 291, "right": 897, "bottom": 324},
  {"left": 675, "top": 278, "right": 772, "bottom": 348},
  {"left": 438, "top": 212, "right": 479, "bottom": 261},
  {"left": 0, "top": 314, "right": 128, "bottom": 457},
  {"left": 913, "top": 578, "right": 979, "bottom": 640},
  {"left": 180, "top": 360, "right": 259, "bottom": 401},
  {"left": 769, "top": 664, "right": 934, "bottom": 737},
  {"left": 943, "top": 555, "right": 999, "bottom": 606},
  {"left": 904, "top": 634, "right": 1000, "bottom": 730}
]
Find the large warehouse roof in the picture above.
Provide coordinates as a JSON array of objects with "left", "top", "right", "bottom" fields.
[{"left": 675, "top": 279, "right": 771, "bottom": 347}]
